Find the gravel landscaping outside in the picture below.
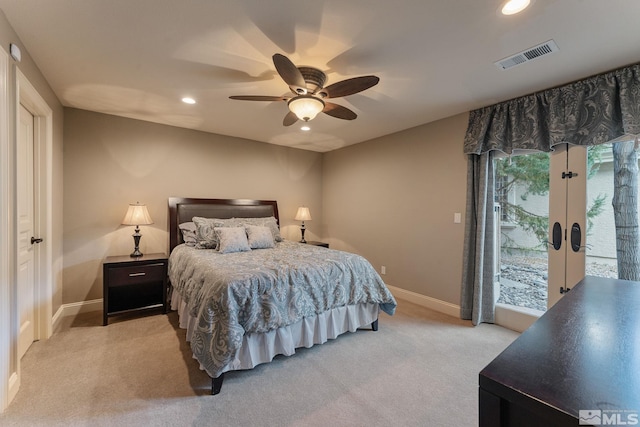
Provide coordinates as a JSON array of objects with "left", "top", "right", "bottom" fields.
[{"left": 497, "top": 254, "right": 618, "bottom": 312}]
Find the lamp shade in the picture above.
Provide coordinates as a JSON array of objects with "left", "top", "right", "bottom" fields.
[
  {"left": 294, "top": 206, "right": 312, "bottom": 221},
  {"left": 288, "top": 96, "right": 325, "bottom": 122},
  {"left": 121, "top": 203, "right": 154, "bottom": 226}
]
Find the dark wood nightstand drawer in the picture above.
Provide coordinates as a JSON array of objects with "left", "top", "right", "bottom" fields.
[
  {"left": 108, "top": 262, "right": 165, "bottom": 286},
  {"left": 103, "top": 253, "right": 168, "bottom": 325}
]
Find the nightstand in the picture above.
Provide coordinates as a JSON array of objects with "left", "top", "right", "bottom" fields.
[
  {"left": 103, "top": 253, "right": 168, "bottom": 325},
  {"left": 305, "top": 241, "right": 329, "bottom": 248}
]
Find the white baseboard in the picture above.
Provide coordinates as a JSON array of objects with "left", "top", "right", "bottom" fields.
[
  {"left": 52, "top": 299, "right": 103, "bottom": 331},
  {"left": 51, "top": 305, "right": 64, "bottom": 330},
  {"left": 7, "top": 372, "right": 19, "bottom": 410},
  {"left": 387, "top": 285, "right": 460, "bottom": 318}
]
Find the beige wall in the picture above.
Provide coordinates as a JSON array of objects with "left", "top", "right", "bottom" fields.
[
  {"left": 322, "top": 113, "right": 469, "bottom": 305},
  {"left": 63, "top": 108, "right": 471, "bottom": 308},
  {"left": 0, "top": 10, "right": 65, "bottom": 315},
  {"left": 62, "top": 108, "right": 323, "bottom": 304}
]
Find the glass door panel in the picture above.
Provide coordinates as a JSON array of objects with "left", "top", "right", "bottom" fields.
[{"left": 495, "top": 152, "right": 550, "bottom": 312}]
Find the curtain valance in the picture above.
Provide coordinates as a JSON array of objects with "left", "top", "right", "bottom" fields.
[{"left": 464, "top": 63, "right": 640, "bottom": 155}]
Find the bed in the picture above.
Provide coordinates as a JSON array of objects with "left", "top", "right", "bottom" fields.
[{"left": 167, "top": 197, "right": 397, "bottom": 394}]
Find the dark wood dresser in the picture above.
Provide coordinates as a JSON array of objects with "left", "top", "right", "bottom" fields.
[{"left": 479, "top": 276, "right": 640, "bottom": 426}]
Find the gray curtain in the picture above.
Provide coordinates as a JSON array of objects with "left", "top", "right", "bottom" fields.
[
  {"left": 460, "top": 152, "right": 495, "bottom": 325},
  {"left": 460, "top": 62, "right": 640, "bottom": 325},
  {"left": 464, "top": 63, "right": 640, "bottom": 155}
]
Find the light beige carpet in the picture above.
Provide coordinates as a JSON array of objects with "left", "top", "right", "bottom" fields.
[{"left": 0, "top": 300, "right": 518, "bottom": 427}]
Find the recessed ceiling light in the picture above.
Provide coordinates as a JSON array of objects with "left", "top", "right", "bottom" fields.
[
  {"left": 182, "top": 97, "right": 196, "bottom": 104},
  {"left": 301, "top": 126, "right": 311, "bottom": 131},
  {"left": 501, "top": 0, "right": 531, "bottom": 15}
]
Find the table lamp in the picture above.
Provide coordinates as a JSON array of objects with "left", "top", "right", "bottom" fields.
[
  {"left": 121, "top": 202, "right": 154, "bottom": 257},
  {"left": 294, "top": 206, "right": 312, "bottom": 243}
]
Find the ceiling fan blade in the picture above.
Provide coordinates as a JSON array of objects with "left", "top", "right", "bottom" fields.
[
  {"left": 323, "top": 102, "right": 357, "bottom": 120},
  {"left": 273, "top": 54, "right": 307, "bottom": 94},
  {"left": 283, "top": 111, "right": 298, "bottom": 126},
  {"left": 320, "top": 75, "right": 379, "bottom": 98},
  {"left": 229, "top": 95, "right": 287, "bottom": 101}
]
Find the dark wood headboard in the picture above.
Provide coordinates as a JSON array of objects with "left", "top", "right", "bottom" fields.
[{"left": 168, "top": 197, "right": 279, "bottom": 253}]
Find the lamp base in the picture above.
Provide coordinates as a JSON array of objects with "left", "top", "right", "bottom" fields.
[
  {"left": 130, "top": 226, "right": 143, "bottom": 257},
  {"left": 300, "top": 224, "right": 307, "bottom": 243}
]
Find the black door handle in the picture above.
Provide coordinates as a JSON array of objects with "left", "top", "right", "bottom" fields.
[
  {"left": 571, "top": 223, "right": 581, "bottom": 252},
  {"left": 31, "top": 237, "right": 43, "bottom": 244},
  {"left": 552, "top": 222, "right": 562, "bottom": 250}
]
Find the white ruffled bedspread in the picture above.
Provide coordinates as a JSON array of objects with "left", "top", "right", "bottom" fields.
[{"left": 168, "top": 241, "right": 397, "bottom": 378}]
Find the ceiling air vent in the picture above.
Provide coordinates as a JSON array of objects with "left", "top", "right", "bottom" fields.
[{"left": 495, "top": 40, "right": 559, "bottom": 70}]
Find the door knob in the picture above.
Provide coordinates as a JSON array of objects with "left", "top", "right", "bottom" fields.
[{"left": 31, "top": 237, "right": 43, "bottom": 244}]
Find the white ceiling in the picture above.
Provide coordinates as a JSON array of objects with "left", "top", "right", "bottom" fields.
[{"left": 1, "top": 0, "right": 640, "bottom": 152}]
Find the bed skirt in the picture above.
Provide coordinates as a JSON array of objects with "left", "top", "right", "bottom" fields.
[{"left": 171, "top": 293, "right": 380, "bottom": 377}]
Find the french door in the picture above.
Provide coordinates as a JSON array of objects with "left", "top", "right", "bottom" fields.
[
  {"left": 498, "top": 140, "right": 638, "bottom": 315},
  {"left": 550, "top": 141, "right": 640, "bottom": 306},
  {"left": 494, "top": 149, "right": 560, "bottom": 331},
  {"left": 495, "top": 144, "right": 588, "bottom": 313},
  {"left": 548, "top": 144, "right": 587, "bottom": 308}
]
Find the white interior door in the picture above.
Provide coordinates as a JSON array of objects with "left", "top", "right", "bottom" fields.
[{"left": 17, "top": 104, "right": 36, "bottom": 359}]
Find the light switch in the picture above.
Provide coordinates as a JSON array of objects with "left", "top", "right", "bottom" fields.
[{"left": 454, "top": 213, "right": 461, "bottom": 223}]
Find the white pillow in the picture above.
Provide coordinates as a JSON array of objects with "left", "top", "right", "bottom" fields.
[
  {"left": 214, "top": 227, "right": 251, "bottom": 254},
  {"left": 246, "top": 225, "right": 275, "bottom": 249}
]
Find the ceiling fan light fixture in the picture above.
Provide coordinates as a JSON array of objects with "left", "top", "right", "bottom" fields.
[
  {"left": 288, "top": 95, "right": 325, "bottom": 122},
  {"left": 230, "top": 53, "right": 377, "bottom": 125}
]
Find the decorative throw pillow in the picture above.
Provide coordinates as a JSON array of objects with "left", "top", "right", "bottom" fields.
[
  {"left": 246, "top": 225, "right": 275, "bottom": 249},
  {"left": 215, "top": 227, "right": 251, "bottom": 254},
  {"left": 233, "top": 217, "right": 283, "bottom": 242},
  {"left": 178, "top": 222, "right": 197, "bottom": 246},
  {"left": 193, "top": 217, "right": 228, "bottom": 249}
]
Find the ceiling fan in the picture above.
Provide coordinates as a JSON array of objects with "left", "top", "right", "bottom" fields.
[{"left": 229, "top": 54, "right": 379, "bottom": 126}]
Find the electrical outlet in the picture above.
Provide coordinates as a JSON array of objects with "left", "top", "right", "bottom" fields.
[{"left": 381, "top": 266, "right": 386, "bottom": 275}]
